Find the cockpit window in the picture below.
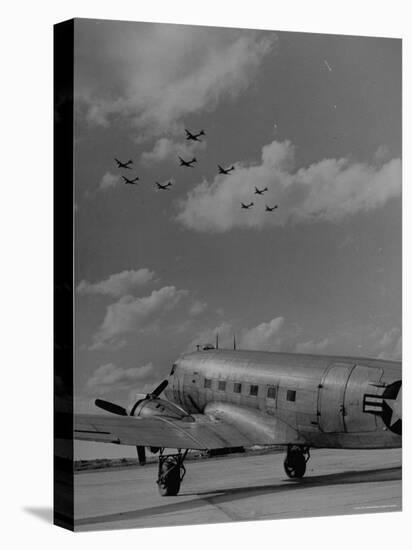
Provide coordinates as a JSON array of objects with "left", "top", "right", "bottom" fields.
[{"left": 287, "top": 390, "right": 296, "bottom": 402}]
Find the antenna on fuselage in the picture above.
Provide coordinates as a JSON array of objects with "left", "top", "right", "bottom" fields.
[
  {"left": 216, "top": 333, "right": 219, "bottom": 349},
  {"left": 233, "top": 334, "right": 237, "bottom": 350}
]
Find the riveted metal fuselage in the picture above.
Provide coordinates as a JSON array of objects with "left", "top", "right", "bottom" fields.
[{"left": 164, "top": 350, "right": 401, "bottom": 449}]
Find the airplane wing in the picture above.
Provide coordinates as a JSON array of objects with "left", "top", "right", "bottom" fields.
[{"left": 74, "top": 404, "right": 305, "bottom": 450}]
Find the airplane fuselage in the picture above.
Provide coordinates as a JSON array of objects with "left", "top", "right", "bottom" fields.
[{"left": 164, "top": 349, "right": 401, "bottom": 450}]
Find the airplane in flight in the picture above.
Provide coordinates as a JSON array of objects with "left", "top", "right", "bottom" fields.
[
  {"left": 218, "top": 165, "right": 235, "bottom": 175},
  {"left": 185, "top": 129, "right": 205, "bottom": 141},
  {"left": 265, "top": 204, "right": 278, "bottom": 212},
  {"left": 241, "top": 202, "right": 254, "bottom": 209},
  {"left": 75, "top": 347, "right": 401, "bottom": 497},
  {"left": 156, "top": 181, "right": 173, "bottom": 190},
  {"left": 254, "top": 186, "right": 268, "bottom": 195},
  {"left": 122, "top": 176, "right": 139, "bottom": 185},
  {"left": 178, "top": 156, "right": 197, "bottom": 167},
  {"left": 114, "top": 158, "right": 133, "bottom": 169}
]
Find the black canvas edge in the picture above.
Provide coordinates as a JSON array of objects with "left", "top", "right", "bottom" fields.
[{"left": 53, "top": 18, "right": 75, "bottom": 531}]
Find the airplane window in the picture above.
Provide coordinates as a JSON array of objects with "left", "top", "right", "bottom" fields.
[
  {"left": 234, "top": 383, "right": 242, "bottom": 393},
  {"left": 267, "top": 386, "right": 276, "bottom": 399},
  {"left": 250, "top": 385, "right": 259, "bottom": 396},
  {"left": 218, "top": 380, "right": 226, "bottom": 391},
  {"left": 204, "top": 378, "right": 212, "bottom": 389},
  {"left": 287, "top": 390, "right": 296, "bottom": 402}
]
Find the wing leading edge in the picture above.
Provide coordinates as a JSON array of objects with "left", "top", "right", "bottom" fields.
[{"left": 74, "top": 403, "right": 305, "bottom": 450}]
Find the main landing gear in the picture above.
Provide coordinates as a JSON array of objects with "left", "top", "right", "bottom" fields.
[
  {"left": 283, "top": 445, "right": 310, "bottom": 479},
  {"left": 157, "top": 449, "right": 188, "bottom": 496}
]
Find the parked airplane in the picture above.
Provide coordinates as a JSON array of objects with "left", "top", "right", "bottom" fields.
[
  {"left": 75, "top": 348, "right": 401, "bottom": 497},
  {"left": 265, "top": 204, "right": 278, "bottom": 212},
  {"left": 156, "top": 181, "right": 172, "bottom": 190},
  {"left": 115, "top": 158, "right": 133, "bottom": 169},
  {"left": 241, "top": 202, "right": 254, "bottom": 209},
  {"left": 254, "top": 186, "right": 268, "bottom": 195},
  {"left": 185, "top": 129, "right": 205, "bottom": 141},
  {"left": 178, "top": 156, "right": 197, "bottom": 167},
  {"left": 122, "top": 176, "right": 139, "bottom": 184},
  {"left": 218, "top": 164, "right": 235, "bottom": 175}
]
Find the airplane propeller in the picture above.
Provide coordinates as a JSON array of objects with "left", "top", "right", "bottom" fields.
[{"left": 94, "top": 379, "right": 170, "bottom": 466}]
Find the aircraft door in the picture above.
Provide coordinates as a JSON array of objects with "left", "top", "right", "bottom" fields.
[
  {"left": 318, "top": 362, "right": 355, "bottom": 433},
  {"left": 343, "top": 365, "right": 383, "bottom": 432}
]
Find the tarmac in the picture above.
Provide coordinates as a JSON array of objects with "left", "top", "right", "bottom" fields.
[{"left": 73, "top": 447, "right": 401, "bottom": 531}]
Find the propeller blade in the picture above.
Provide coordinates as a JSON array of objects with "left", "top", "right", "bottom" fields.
[
  {"left": 137, "top": 446, "right": 146, "bottom": 465},
  {"left": 151, "top": 379, "right": 168, "bottom": 397},
  {"left": 95, "top": 399, "right": 128, "bottom": 416}
]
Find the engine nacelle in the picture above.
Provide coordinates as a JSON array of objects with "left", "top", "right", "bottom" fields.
[{"left": 130, "top": 397, "right": 194, "bottom": 421}]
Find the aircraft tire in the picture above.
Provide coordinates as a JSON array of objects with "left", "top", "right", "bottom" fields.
[
  {"left": 157, "top": 458, "right": 181, "bottom": 496},
  {"left": 283, "top": 451, "right": 306, "bottom": 479}
]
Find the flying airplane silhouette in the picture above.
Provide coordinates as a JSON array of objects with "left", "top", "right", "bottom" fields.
[
  {"left": 156, "top": 181, "right": 173, "bottom": 190},
  {"left": 265, "top": 204, "right": 278, "bottom": 212},
  {"left": 114, "top": 158, "right": 133, "bottom": 169},
  {"left": 185, "top": 129, "right": 205, "bottom": 141},
  {"left": 241, "top": 202, "right": 254, "bottom": 209},
  {"left": 254, "top": 186, "right": 268, "bottom": 195},
  {"left": 178, "top": 156, "right": 197, "bottom": 167},
  {"left": 122, "top": 176, "right": 139, "bottom": 185},
  {"left": 218, "top": 165, "right": 235, "bottom": 175},
  {"left": 74, "top": 347, "right": 401, "bottom": 497}
]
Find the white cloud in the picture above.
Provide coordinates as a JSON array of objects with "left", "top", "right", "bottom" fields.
[
  {"left": 98, "top": 171, "right": 121, "bottom": 191},
  {"left": 77, "top": 269, "right": 155, "bottom": 298},
  {"left": 76, "top": 23, "right": 276, "bottom": 137},
  {"left": 295, "top": 338, "right": 330, "bottom": 354},
  {"left": 91, "top": 286, "right": 188, "bottom": 348},
  {"left": 86, "top": 363, "right": 155, "bottom": 395},
  {"left": 239, "top": 317, "right": 285, "bottom": 350},
  {"left": 176, "top": 139, "right": 401, "bottom": 232},
  {"left": 373, "top": 327, "right": 402, "bottom": 360},
  {"left": 141, "top": 137, "right": 206, "bottom": 165}
]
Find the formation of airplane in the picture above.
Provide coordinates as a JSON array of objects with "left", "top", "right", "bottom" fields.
[
  {"left": 241, "top": 202, "right": 254, "bottom": 209},
  {"left": 122, "top": 176, "right": 139, "bottom": 185},
  {"left": 185, "top": 129, "right": 205, "bottom": 142},
  {"left": 114, "top": 158, "right": 133, "bottom": 169},
  {"left": 265, "top": 204, "right": 278, "bottom": 212},
  {"left": 254, "top": 186, "right": 268, "bottom": 195},
  {"left": 75, "top": 346, "right": 401, "bottom": 497},
  {"left": 218, "top": 164, "right": 235, "bottom": 175},
  {"left": 178, "top": 156, "right": 197, "bottom": 167},
  {"left": 156, "top": 181, "right": 173, "bottom": 190}
]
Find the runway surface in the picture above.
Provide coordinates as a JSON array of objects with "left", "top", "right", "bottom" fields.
[{"left": 74, "top": 448, "right": 401, "bottom": 531}]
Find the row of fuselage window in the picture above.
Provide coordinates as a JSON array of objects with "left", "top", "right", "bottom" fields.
[{"left": 202, "top": 378, "right": 296, "bottom": 402}]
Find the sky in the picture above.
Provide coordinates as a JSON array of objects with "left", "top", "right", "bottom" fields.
[{"left": 73, "top": 19, "right": 401, "bottom": 458}]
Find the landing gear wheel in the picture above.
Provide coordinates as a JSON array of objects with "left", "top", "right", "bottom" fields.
[
  {"left": 157, "top": 458, "right": 181, "bottom": 496},
  {"left": 283, "top": 445, "right": 310, "bottom": 479},
  {"left": 156, "top": 451, "right": 188, "bottom": 496}
]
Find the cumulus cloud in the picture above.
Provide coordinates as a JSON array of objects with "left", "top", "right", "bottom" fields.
[
  {"left": 91, "top": 286, "right": 188, "bottom": 349},
  {"left": 76, "top": 22, "right": 276, "bottom": 137},
  {"left": 141, "top": 137, "right": 206, "bottom": 165},
  {"left": 187, "top": 317, "right": 297, "bottom": 353},
  {"left": 98, "top": 172, "right": 121, "bottom": 191},
  {"left": 77, "top": 269, "right": 155, "bottom": 298},
  {"left": 295, "top": 338, "right": 330, "bottom": 354},
  {"left": 240, "top": 317, "right": 285, "bottom": 350},
  {"left": 371, "top": 327, "right": 402, "bottom": 360},
  {"left": 86, "top": 363, "right": 155, "bottom": 395},
  {"left": 176, "top": 139, "right": 401, "bottom": 232}
]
